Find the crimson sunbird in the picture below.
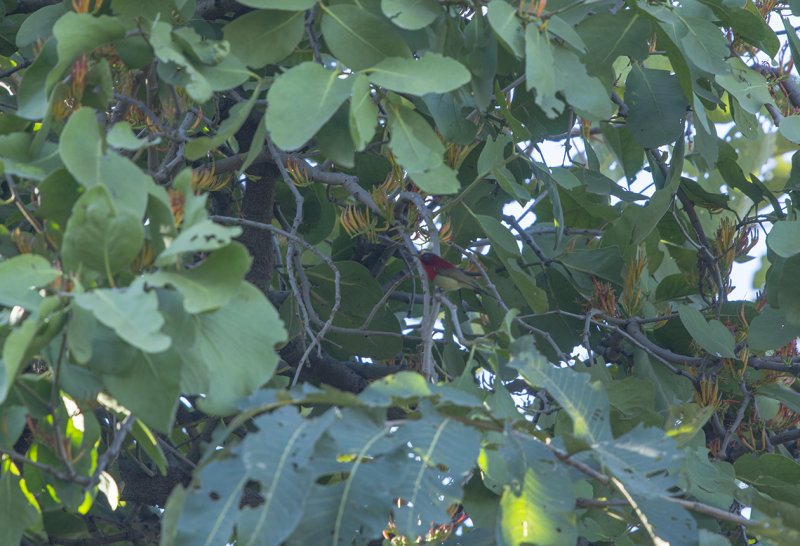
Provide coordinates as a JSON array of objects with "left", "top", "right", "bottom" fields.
[{"left": 418, "top": 253, "right": 487, "bottom": 294}]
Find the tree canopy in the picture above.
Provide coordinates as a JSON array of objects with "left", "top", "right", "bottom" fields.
[{"left": 2, "top": 0, "right": 800, "bottom": 544}]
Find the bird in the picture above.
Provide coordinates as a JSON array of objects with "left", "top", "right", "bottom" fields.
[{"left": 418, "top": 252, "right": 487, "bottom": 294}]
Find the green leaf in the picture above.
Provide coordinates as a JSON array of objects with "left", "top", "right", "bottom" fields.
[
  {"left": 61, "top": 186, "right": 145, "bottom": 278},
  {"left": 716, "top": 58, "right": 774, "bottom": 115},
  {"left": 15, "top": 3, "right": 66, "bottom": 47},
  {"left": 407, "top": 163, "right": 461, "bottom": 196},
  {"left": 385, "top": 101, "right": 459, "bottom": 194},
  {"left": 677, "top": 305, "right": 736, "bottom": 358},
  {"left": 532, "top": 164, "right": 564, "bottom": 247},
  {"left": 236, "top": 408, "right": 334, "bottom": 544},
  {"left": 555, "top": 46, "right": 615, "bottom": 121},
  {"left": 422, "top": 92, "right": 478, "bottom": 145},
  {"left": 189, "top": 283, "right": 286, "bottom": 415},
  {"left": 317, "top": 106, "right": 355, "bottom": 168},
  {"left": 348, "top": 74, "right": 378, "bottom": 151},
  {"left": 601, "top": 124, "right": 644, "bottom": 183},
  {"left": 154, "top": 219, "right": 242, "bottom": 266},
  {"left": 16, "top": 39, "right": 58, "bottom": 120},
  {"left": 594, "top": 425, "right": 684, "bottom": 498},
  {"left": 265, "top": 62, "right": 353, "bottom": 151},
  {"left": 223, "top": 10, "right": 304, "bottom": 68},
  {"left": 235, "top": 0, "right": 315, "bottom": 8},
  {"left": 393, "top": 405, "right": 480, "bottom": 536},
  {"left": 50, "top": 13, "right": 125, "bottom": 89},
  {"left": 756, "top": 384, "right": 800, "bottom": 417},
  {"left": 486, "top": 0, "right": 524, "bottom": 57},
  {"left": 499, "top": 462, "right": 577, "bottom": 546},
  {"left": 1, "top": 320, "right": 37, "bottom": 405},
  {"left": 625, "top": 65, "right": 687, "bottom": 148},
  {"left": 735, "top": 453, "right": 800, "bottom": 505},
  {"left": 59, "top": 108, "right": 149, "bottom": 217},
  {"left": 368, "top": 53, "right": 470, "bottom": 95},
  {"left": 168, "top": 456, "right": 247, "bottom": 545},
  {"left": 75, "top": 280, "right": 171, "bottom": 353},
  {"left": 779, "top": 116, "right": 800, "bottom": 144},
  {"left": 477, "top": 214, "right": 519, "bottom": 256},
  {"left": 509, "top": 337, "right": 612, "bottom": 444},
  {"left": 676, "top": 17, "right": 731, "bottom": 75},
  {"left": 560, "top": 247, "right": 624, "bottom": 286},
  {"left": 576, "top": 12, "right": 651, "bottom": 79},
  {"left": 478, "top": 135, "right": 528, "bottom": 202},
  {"left": 525, "top": 25, "right": 559, "bottom": 116},
  {"left": 107, "top": 122, "right": 159, "bottom": 151},
  {"left": 287, "top": 409, "right": 403, "bottom": 544},
  {"left": 320, "top": 4, "right": 411, "bottom": 71},
  {"left": 381, "top": 0, "right": 440, "bottom": 30},
  {"left": 0, "top": 254, "right": 60, "bottom": 311},
  {"left": 150, "top": 21, "right": 226, "bottom": 102},
  {"left": 783, "top": 17, "right": 800, "bottom": 73},
  {"left": 767, "top": 220, "right": 800, "bottom": 258},
  {"left": 748, "top": 307, "right": 800, "bottom": 352},
  {"left": 505, "top": 259, "right": 548, "bottom": 314},
  {"left": 146, "top": 244, "right": 251, "bottom": 314},
  {"left": 87, "top": 322, "right": 182, "bottom": 433},
  {"left": 0, "top": 460, "right": 41, "bottom": 545}
]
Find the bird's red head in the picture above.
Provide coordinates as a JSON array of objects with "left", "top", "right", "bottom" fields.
[{"left": 418, "top": 252, "right": 455, "bottom": 280}]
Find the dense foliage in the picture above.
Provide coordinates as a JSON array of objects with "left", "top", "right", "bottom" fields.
[{"left": 2, "top": 0, "right": 800, "bottom": 544}]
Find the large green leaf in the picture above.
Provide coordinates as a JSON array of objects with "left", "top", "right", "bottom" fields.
[
  {"left": 154, "top": 219, "right": 242, "bottom": 266},
  {"left": 61, "top": 186, "right": 145, "bottom": 278},
  {"left": 0, "top": 460, "right": 41, "bottom": 545},
  {"left": 499, "top": 459, "right": 577, "bottom": 546},
  {"left": 75, "top": 280, "right": 171, "bottom": 353},
  {"left": 675, "top": 17, "right": 731, "bottom": 75},
  {"left": 367, "top": 53, "right": 470, "bottom": 95},
  {"left": 716, "top": 58, "right": 774, "bottom": 115},
  {"left": 525, "top": 25, "right": 559, "bottom": 116},
  {"left": 320, "top": 4, "right": 411, "bottom": 71},
  {"left": 677, "top": 304, "right": 736, "bottom": 358},
  {"left": 188, "top": 283, "right": 286, "bottom": 415},
  {"left": 223, "top": 10, "right": 304, "bottom": 68},
  {"left": 167, "top": 457, "right": 248, "bottom": 546},
  {"left": 49, "top": 13, "right": 125, "bottom": 89},
  {"left": 150, "top": 21, "right": 242, "bottom": 102},
  {"left": 767, "top": 219, "right": 800, "bottom": 258},
  {"left": 287, "top": 408, "right": 402, "bottom": 544},
  {"left": 236, "top": 408, "right": 334, "bottom": 545},
  {"left": 0, "top": 254, "right": 60, "bottom": 311},
  {"left": 780, "top": 116, "right": 800, "bottom": 144},
  {"left": 87, "top": 322, "right": 182, "bottom": 433},
  {"left": 265, "top": 62, "right": 353, "bottom": 151},
  {"left": 625, "top": 65, "right": 687, "bottom": 148},
  {"left": 2, "top": 298, "right": 66, "bottom": 404},
  {"left": 576, "top": 12, "right": 651, "bottom": 80},
  {"left": 393, "top": 405, "right": 481, "bottom": 536},
  {"left": 385, "top": 100, "right": 460, "bottom": 194},
  {"left": 59, "top": 108, "right": 150, "bottom": 216},
  {"left": 555, "top": 46, "right": 615, "bottom": 121},
  {"left": 146, "top": 243, "right": 251, "bottom": 314},
  {"left": 748, "top": 306, "right": 800, "bottom": 352},
  {"left": 348, "top": 74, "right": 378, "bottom": 151},
  {"left": 381, "top": 0, "right": 440, "bottom": 30},
  {"left": 487, "top": 0, "right": 523, "bottom": 57}
]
